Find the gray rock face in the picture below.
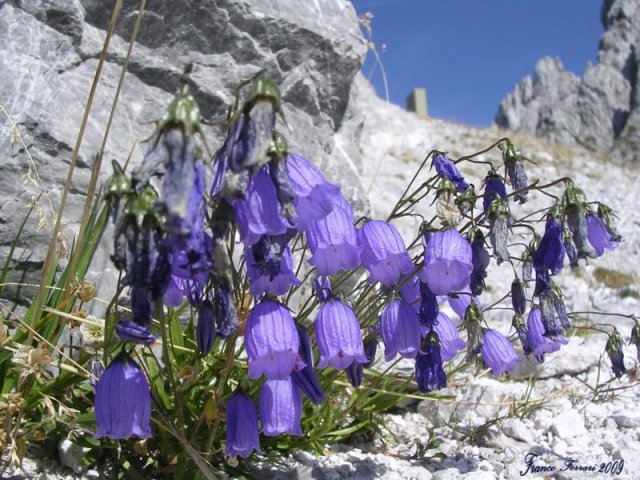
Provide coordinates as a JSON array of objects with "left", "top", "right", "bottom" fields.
[
  {"left": 495, "top": 0, "right": 640, "bottom": 162},
  {"left": 0, "top": 0, "right": 367, "bottom": 304}
]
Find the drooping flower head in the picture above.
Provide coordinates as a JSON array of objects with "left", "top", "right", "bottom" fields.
[
  {"left": 606, "top": 329, "right": 626, "bottom": 378},
  {"left": 482, "top": 168, "right": 508, "bottom": 213},
  {"left": 503, "top": 141, "right": 528, "bottom": 204},
  {"left": 415, "top": 330, "right": 447, "bottom": 393},
  {"left": 512, "top": 314, "right": 531, "bottom": 356},
  {"left": 244, "top": 301, "right": 302, "bottom": 379},
  {"left": 234, "top": 168, "right": 289, "bottom": 246},
  {"left": 115, "top": 320, "right": 156, "bottom": 345},
  {"left": 259, "top": 377, "right": 303, "bottom": 436},
  {"left": 469, "top": 229, "right": 491, "bottom": 296},
  {"left": 418, "top": 280, "right": 439, "bottom": 329},
  {"left": 421, "top": 229, "right": 473, "bottom": 295},
  {"left": 487, "top": 197, "right": 510, "bottom": 264},
  {"left": 305, "top": 194, "right": 361, "bottom": 275},
  {"left": 225, "top": 388, "right": 261, "bottom": 459},
  {"left": 597, "top": 203, "right": 623, "bottom": 242},
  {"left": 381, "top": 300, "right": 421, "bottom": 361},
  {"left": 315, "top": 299, "right": 368, "bottom": 370},
  {"left": 431, "top": 153, "right": 470, "bottom": 193},
  {"left": 481, "top": 329, "right": 521, "bottom": 376},
  {"left": 94, "top": 353, "right": 151, "bottom": 440},
  {"left": 631, "top": 321, "right": 640, "bottom": 362},
  {"left": 586, "top": 212, "right": 618, "bottom": 257},
  {"left": 245, "top": 232, "right": 300, "bottom": 297},
  {"left": 448, "top": 287, "right": 481, "bottom": 323},
  {"left": 291, "top": 325, "right": 324, "bottom": 404},
  {"left": 538, "top": 286, "right": 563, "bottom": 338},
  {"left": 226, "top": 73, "right": 280, "bottom": 175},
  {"left": 563, "top": 182, "right": 596, "bottom": 261},
  {"left": 526, "top": 307, "right": 567, "bottom": 363},
  {"left": 533, "top": 208, "right": 566, "bottom": 276},
  {"left": 511, "top": 278, "right": 527, "bottom": 316},
  {"left": 212, "top": 277, "right": 239, "bottom": 338},
  {"left": 345, "top": 337, "right": 378, "bottom": 388},
  {"left": 286, "top": 152, "right": 341, "bottom": 231},
  {"left": 433, "top": 312, "right": 466, "bottom": 361},
  {"left": 196, "top": 300, "right": 216, "bottom": 355},
  {"left": 359, "top": 220, "right": 414, "bottom": 287}
]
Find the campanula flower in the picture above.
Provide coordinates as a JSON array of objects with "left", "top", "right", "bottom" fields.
[
  {"left": 115, "top": 320, "right": 155, "bottom": 345},
  {"left": 415, "top": 331, "right": 447, "bottom": 393},
  {"left": 512, "top": 315, "right": 531, "bottom": 356},
  {"left": 586, "top": 212, "right": 618, "bottom": 257},
  {"left": 631, "top": 321, "right": 640, "bottom": 362},
  {"left": 94, "top": 353, "right": 151, "bottom": 439},
  {"left": 526, "top": 307, "right": 567, "bottom": 363},
  {"left": 359, "top": 220, "right": 414, "bottom": 287},
  {"left": 433, "top": 312, "right": 465, "bottom": 361},
  {"left": 551, "top": 286, "right": 570, "bottom": 330},
  {"left": 448, "top": 287, "right": 481, "bottom": 322},
  {"left": 563, "top": 230, "right": 579, "bottom": 268},
  {"left": 563, "top": 183, "right": 596, "bottom": 260},
  {"left": 305, "top": 194, "right": 360, "bottom": 275},
  {"left": 503, "top": 141, "right": 528, "bottom": 204},
  {"left": 481, "top": 329, "right": 521, "bottom": 376},
  {"left": 212, "top": 278, "right": 239, "bottom": 338},
  {"left": 315, "top": 299, "right": 368, "bottom": 369},
  {"left": 225, "top": 389, "right": 261, "bottom": 459},
  {"left": 418, "top": 280, "right": 439, "bottom": 329},
  {"left": 533, "top": 210, "right": 566, "bottom": 276},
  {"left": 345, "top": 337, "right": 378, "bottom": 387},
  {"left": 538, "top": 287, "right": 563, "bottom": 338},
  {"left": 381, "top": 300, "right": 421, "bottom": 361},
  {"left": 286, "top": 153, "right": 341, "bottom": 231},
  {"left": 597, "top": 203, "right": 623, "bottom": 242},
  {"left": 259, "top": 377, "right": 303, "bottom": 436},
  {"left": 483, "top": 169, "right": 507, "bottom": 213},
  {"left": 291, "top": 326, "right": 324, "bottom": 404},
  {"left": 606, "top": 329, "right": 626, "bottom": 378},
  {"left": 246, "top": 234, "right": 300, "bottom": 297},
  {"left": 511, "top": 278, "right": 527, "bottom": 316},
  {"left": 131, "top": 287, "right": 152, "bottom": 326},
  {"left": 488, "top": 198, "right": 510, "bottom": 264},
  {"left": 244, "top": 301, "right": 303, "bottom": 379},
  {"left": 470, "top": 229, "right": 490, "bottom": 296},
  {"left": 196, "top": 300, "right": 216, "bottom": 354},
  {"left": 431, "top": 154, "right": 469, "bottom": 193},
  {"left": 421, "top": 229, "right": 473, "bottom": 295}
]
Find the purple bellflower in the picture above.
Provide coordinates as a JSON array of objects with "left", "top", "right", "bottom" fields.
[
  {"left": 503, "top": 142, "right": 529, "bottom": 204},
  {"left": 196, "top": 300, "right": 216, "bottom": 354},
  {"left": 244, "top": 301, "right": 303, "bottom": 379},
  {"left": 418, "top": 280, "right": 439, "bottom": 329},
  {"left": 259, "top": 377, "right": 303, "bottom": 436},
  {"left": 286, "top": 153, "right": 341, "bottom": 231},
  {"left": 212, "top": 278, "right": 239, "bottom": 338},
  {"left": 563, "top": 230, "right": 579, "bottom": 268},
  {"left": 487, "top": 198, "right": 510, "bottom": 265},
  {"left": 606, "top": 329, "right": 626, "bottom": 378},
  {"left": 358, "top": 220, "right": 414, "bottom": 287},
  {"left": 526, "top": 307, "right": 567, "bottom": 363},
  {"left": 563, "top": 183, "right": 596, "bottom": 260},
  {"left": 538, "top": 287, "right": 563, "bottom": 338},
  {"left": 315, "top": 299, "right": 368, "bottom": 369},
  {"left": 481, "top": 329, "right": 521, "bottom": 376},
  {"left": 415, "top": 330, "right": 447, "bottom": 393},
  {"left": 234, "top": 168, "right": 289, "bottom": 246},
  {"left": 533, "top": 211, "right": 566, "bottom": 276},
  {"left": 115, "top": 320, "right": 155, "bottom": 345},
  {"left": 131, "top": 287, "right": 153, "bottom": 326},
  {"left": 312, "top": 275, "right": 333, "bottom": 302},
  {"left": 225, "top": 389, "right": 261, "bottom": 459},
  {"left": 381, "top": 300, "right": 421, "bottom": 361},
  {"left": 305, "top": 194, "right": 361, "bottom": 275},
  {"left": 421, "top": 229, "right": 473, "bottom": 295},
  {"left": 94, "top": 353, "right": 151, "bottom": 440},
  {"left": 512, "top": 315, "right": 531, "bottom": 356},
  {"left": 433, "top": 312, "right": 466, "bottom": 361},
  {"left": 470, "top": 229, "right": 491, "bottom": 296},
  {"left": 482, "top": 169, "right": 508, "bottom": 213},
  {"left": 631, "top": 321, "right": 640, "bottom": 362},
  {"left": 400, "top": 275, "right": 421, "bottom": 313},
  {"left": 511, "top": 278, "right": 527, "bottom": 316},
  {"left": 246, "top": 234, "right": 300, "bottom": 297},
  {"left": 291, "top": 325, "right": 324, "bottom": 404},
  {"left": 431, "top": 154, "right": 470, "bottom": 193},
  {"left": 587, "top": 212, "right": 618, "bottom": 257},
  {"left": 345, "top": 337, "right": 378, "bottom": 387}
]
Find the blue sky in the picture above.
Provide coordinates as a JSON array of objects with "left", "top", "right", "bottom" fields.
[{"left": 351, "top": 0, "right": 604, "bottom": 127}]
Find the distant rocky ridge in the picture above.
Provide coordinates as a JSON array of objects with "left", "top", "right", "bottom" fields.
[{"left": 495, "top": 0, "right": 640, "bottom": 162}]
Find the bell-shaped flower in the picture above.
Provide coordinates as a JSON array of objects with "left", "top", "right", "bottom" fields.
[
  {"left": 606, "top": 329, "right": 626, "bottom": 378},
  {"left": 533, "top": 212, "right": 565, "bottom": 276},
  {"left": 418, "top": 280, "right": 439, "bottom": 329},
  {"left": 470, "top": 229, "right": 490, "bottom": 296},
  {"left": 415, "top": 331, "right": 447, "bottom": 393},
  {"left": 291, "top": 326, "right": 324, "bottom": 404},
  {"left": 381, "top": 300, "right": 421, "bottom": 361},
  {"left": 503, "top": 142, "right": 529, "bottom": 204},
  {"left": 246, "top": 234, "right": 300, "bottom": 297},
  {"left": 259, "top": 377, "right": 303, "bottom": 436},
  {"left": 234, "top": 168, "right": 289, "bottom": 246},
  {"left": 244, "top": 301, "right": 303, "bottom": 379},
  {"left": 526, "top": 307, "right": 567, "bottom": 363},
  {"left": 212, "top": 278, "right": 239, "bottom": 338},
  {"left": 587, "top": 212, "right": 618, "bottom": 257},
  {"left": 286, "top": 153, "right": 341, "bottom": 231},
  {"left": 305, "top": 195, "right": 360, "bottom": 275},
  {"left": 538, "top": 287, "right": 563, "bottom": 338},
  {"left": 225, "top": 389, "right": 261, "bottom": 459},
  {"left": 433, "top": 312, "right": 465, "bottom": 361},
  {"left": 421, "top": 229, "right": 472, "bottom": 295},
  {"left": 358, "top": 220, "right": 414, "bottom": 287},
  {"left": 196, "top": 300, "right": 216, "bottom": 354},
  {"left": 94, "top": 353, "right": 151, "bottom": 440},
  {"left": 511, "top": 278, "right": 527, "bottom": 316},
  {"left": 482, "top": 169, "right": 508, "bottom": 213},
  {"left": 481, "top": 329, "right": 521, "bottom": 376},
  {"left": 115, "top": 320, "right": 155, "bottom": 345},
  {"left": 431, "top": 154, "right": 469, "bottom": 193},
  {"left": 315, "top": 299, "right": 368, "bottom": 369}
]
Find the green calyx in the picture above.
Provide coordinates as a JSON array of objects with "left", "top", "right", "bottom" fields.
[
  {"left": 104, "top": 160, "right": 131, "bottom": 200},
  {"left": 124, "top": 184, "right": 161, "bottom": 227},
  {"left": 424, "top": 330, "right": 441, "bottom": 347},
  {"left": 488, "top": 197, "right": 509, "bottom": 217},
  {"left": 437, "top": 177, "right": 457, "bottom": 196},
  {"left": 250, "top": 72, "right": 281, "bottom": 104},
  {"left": 464, "top": 300, "right": 484, "bottom": 326},
  {"left": 511, "top": 314, "right": 525, "bottom": 329},
  {"left": 158, "top": 84, "right": 201, "bottom": 137},
  {"left": 503, "top": 141, "right": 523, "bottom": 165},
  {"left": 269, "top": 132, "right": 289, "bottom": 158},
  {"left": 562, "top": 182, "right": 587, "bottom": 209},
  {"left": 631, "top": 321, "right": 640, "bottom": 343},
  {"left": 606, "top": 328, "right": 623, "bottom": 353},
  {"left": 455, "top": 185, "right": 476, "bottom": 208}
]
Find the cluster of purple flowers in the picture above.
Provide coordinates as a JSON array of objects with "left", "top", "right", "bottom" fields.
[{"left": 93, "top": 75, "right": 626, "bottom": 459}]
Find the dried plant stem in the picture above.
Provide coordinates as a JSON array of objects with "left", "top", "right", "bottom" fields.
[{"left": 29, "top": 0, "right": 124, "bottom": 342}]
